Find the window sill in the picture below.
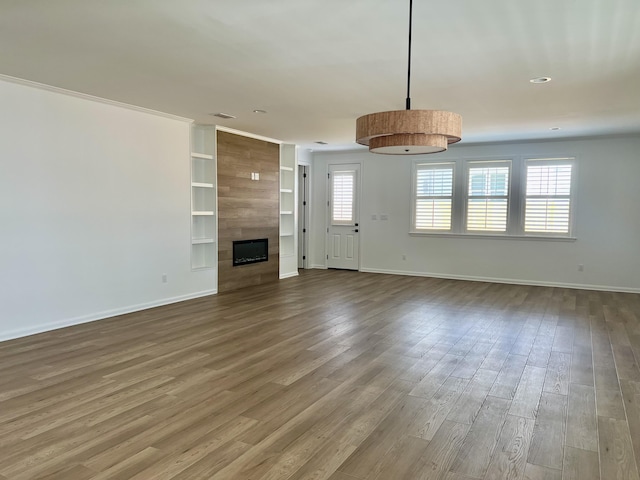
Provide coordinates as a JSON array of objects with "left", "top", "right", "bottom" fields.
[{"left": 409, "top": 232, "right": 577, "bottom": 242}]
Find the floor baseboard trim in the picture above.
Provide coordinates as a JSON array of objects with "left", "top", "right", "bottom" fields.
[
  {"left": 0, "top": 289, "right": 218, "bottom": 343},
  {"left": 280, "top": 271, "right": 300, "bottom": 279},
  {"left": 359, "top": 268, "right": 640, "bottom": 294}
]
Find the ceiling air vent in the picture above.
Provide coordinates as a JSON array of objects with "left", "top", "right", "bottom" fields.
[{"left": 209, "top": 112, "right": 236, "bottom": 119}]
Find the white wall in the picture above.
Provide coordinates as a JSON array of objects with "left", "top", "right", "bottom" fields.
[
  {"left": 0, "top": 77, "right": 216, "bottom": 341},
  {"left": 311, "top": 136, "right": 640, "bottom": 292}
]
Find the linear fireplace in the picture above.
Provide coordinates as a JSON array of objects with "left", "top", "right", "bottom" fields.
[{"left": 232, "top": 238, "right": 268, "bottom": 266}]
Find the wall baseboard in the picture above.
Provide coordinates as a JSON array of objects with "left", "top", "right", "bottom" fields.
[
  {"left": 359, "top": 268, "right": 640, "bottom": 294},
  {"left": 310, "top": 264, "right": 328, "bottom": 270},
  {"left": 0, "top": 289, "right": 218, "bottom": 343},
  {"left": 280, "top": 271, "right": 299, "bottom": 279}
]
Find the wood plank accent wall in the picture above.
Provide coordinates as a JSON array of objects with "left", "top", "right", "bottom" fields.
[{"left": 217, "top": 131, "right": 280, "bottom": 292}]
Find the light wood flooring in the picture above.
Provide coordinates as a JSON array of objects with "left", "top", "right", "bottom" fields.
[{"left": 1, "top": 270, "right": 640, "bottom": 480}]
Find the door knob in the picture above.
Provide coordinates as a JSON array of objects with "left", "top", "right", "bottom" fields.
[{"left": 352, "top": 229, "right": 359, "bottom": 232}]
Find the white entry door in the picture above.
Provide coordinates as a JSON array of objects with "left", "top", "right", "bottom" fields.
[{"left": 327, "top": 163, "right": 360, "bottom": 270}]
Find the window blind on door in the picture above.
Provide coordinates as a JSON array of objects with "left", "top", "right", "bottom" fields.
[{"left": 331, "top": 170, "right": 355, "bottom": 225}]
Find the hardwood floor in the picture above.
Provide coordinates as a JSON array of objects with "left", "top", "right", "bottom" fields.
[{"left": 1, "top": 270, "right": 639, "bottom": 479}]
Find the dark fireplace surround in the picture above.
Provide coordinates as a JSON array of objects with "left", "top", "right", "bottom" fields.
[{"left": 232, "top": 238, "right": 268, "bottom": 266}]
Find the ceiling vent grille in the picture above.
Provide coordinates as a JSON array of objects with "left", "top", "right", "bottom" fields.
[{"left": 210, "top": 112, "right": 236, "bottom": 119}]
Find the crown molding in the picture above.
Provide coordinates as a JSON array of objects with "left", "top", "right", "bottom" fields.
[
  {"left": 215, "top": 125, "right": 283, "bottom": 145},
  {"left": 0, "top": 73, "right": 193, "bottom": 123}
]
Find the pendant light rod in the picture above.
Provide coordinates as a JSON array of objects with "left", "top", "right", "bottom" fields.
[
  {"left": 405, "top": 0, "right": 413, "bottom": 110},
  {"left": 355, "top": 0, "right": 462, "bottom": 155}
]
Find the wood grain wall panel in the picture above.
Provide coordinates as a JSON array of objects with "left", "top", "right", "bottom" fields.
[{"left": 217, "top": 131, "right": 280, "bottom": 293}]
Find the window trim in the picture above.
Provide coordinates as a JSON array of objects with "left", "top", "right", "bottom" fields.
[
  {"left": 411, "top": 161, "right": 456, "bottom": 233},
  {"left": 330, "top": 168, "right": 357, "bottom": 226},
  {"left": 410, "top": 155, "right": 577, "bottom": 240},
  {"left": 520, "top": 157, "right": 577, "bottom": 237},
  {"left": 463, "top": 159, "right": 512, "bottom": 234}
]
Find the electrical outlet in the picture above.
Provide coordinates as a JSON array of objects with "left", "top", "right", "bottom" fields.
[
  {"left": 371, "top": 214, "right": 377, "bottom": 220},
  {"left": 162, "top": 273, "right": 168, "bottom": 283},
  {"left": 380, "top": 214, "right": 389, "bottom": 221}
]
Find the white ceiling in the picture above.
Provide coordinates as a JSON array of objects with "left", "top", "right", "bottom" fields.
[{"left": 1, "top": 0, "right": 640, "bottom": 152}]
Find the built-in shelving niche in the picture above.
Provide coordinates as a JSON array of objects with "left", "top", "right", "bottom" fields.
[
  {"left": 279, "top": 144, "right": 298, "bottom": 278},
  {"left": 191, "top": 126, "right": 216, "bottom": 270},
  {"left": 191, "top": 126, "right": 296, "bottom": 281}
]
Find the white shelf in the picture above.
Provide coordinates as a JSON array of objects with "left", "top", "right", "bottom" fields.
[
  {"left": 192, "top": 216, "right": 214, "bottom": 242},
  {"left": 192, "top": 238, "right": 215, "bottom": 245},
  {"left": 191, "top": 125, "right": 217, "bottom": 271},
  {"left": 191, "top": 242, "right": 215, "bottom": 269},
  {"left": 280, "top": 143, "right": 296, "bottom": 277},
  {"left": 191, "top": 152, "right": 213, "bottom": 160},
  {"left": 279, "top": 233, "right": 295, "bottom": 258}
]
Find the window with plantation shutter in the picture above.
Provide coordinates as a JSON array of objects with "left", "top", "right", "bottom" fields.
[
  {"left": 413, "top": 163, "right": 454, "bottom": 231},
  {"left": 411, "top": 156, "right": 576, "bottom": 239},
  {"left": 466, "top": 161, "right": 510, "bottom": 232},
  {"left": 331, "top": 170, "right": 355, "bottom": 225},
  {"left": 524, "top": 159, "right": 574, "bottom": 234}
]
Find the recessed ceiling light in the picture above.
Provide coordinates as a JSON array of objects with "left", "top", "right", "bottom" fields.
[
  {"left": 530, "top": 76, "right": 552, "bottom": 84},
  {"left": 550, "top": 127, "right": 561, "bottom": 130},
  {"left": 209, "top": 112, "right": 236, "bottom": 119},
  {"left": 253, "top": 109, "right": 267, "bottom": 114}
]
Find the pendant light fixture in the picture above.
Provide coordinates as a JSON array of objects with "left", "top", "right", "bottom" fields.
[{"left": 356, "top": 0, "right": 462, "bottom": 155}]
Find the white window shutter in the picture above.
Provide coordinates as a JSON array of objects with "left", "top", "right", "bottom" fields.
[
  {"left": 331, "top": 171, "right": 355, "bottom": 225},
  {"left": 466, "top": 162, "right": 510, "bottom": 232},
  {"left": 524, "top": 160, "right": 573, "bottom": 234},
  {"left": 414, "top": 164, "right": 454, "bottom": 231}
]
